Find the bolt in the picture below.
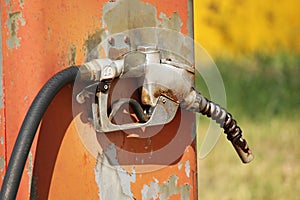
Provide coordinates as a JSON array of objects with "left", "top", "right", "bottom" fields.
[
  {"left": 137, "top": 45, "right": 158, "bottom": 53},
  {"left": 162, "top": 97, "right": 166, "bottom": 104},
  {"left": 100, "top": 82, "right": 109, "bottom": 93},
  {"left": 76, "top": 94, "right": 85, "bottom": 104},
  {"left": 108, "top": 37, "right": 115, "bottom": 45},
  {"left": 124, "top": 36, "right": 130, "bottom": 44},
  {"left": 104, "top": 66, "right": 113, "bottom": 76}
]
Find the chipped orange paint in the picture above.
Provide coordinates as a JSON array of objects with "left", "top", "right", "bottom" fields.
[
  {"left": 1, "top": 0, "right": 105, "bottom": 198},
  {"left": 131, "top": 146, "right": 197, "bottom": 200},
  {"left": 1, "top": 0, "right": 196, "bottom": 199}
]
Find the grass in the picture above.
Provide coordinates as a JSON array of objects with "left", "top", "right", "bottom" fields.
[{"left": 196, "top": 52, "right": 300, "bottom": 200}]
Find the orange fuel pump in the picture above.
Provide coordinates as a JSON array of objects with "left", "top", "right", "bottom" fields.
[{"left": 0, "top": 1, "right": 252, "bottom": 199}]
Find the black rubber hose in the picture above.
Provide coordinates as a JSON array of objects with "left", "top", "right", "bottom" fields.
[
  {"left": 109, "top": 98, "right": 149, "bottom": 123},
  {"left": 0, "top": 66, "right": 79, "bottom": 200}
]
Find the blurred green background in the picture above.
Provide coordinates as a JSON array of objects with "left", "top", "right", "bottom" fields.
[{"left": 194, "top": 0, "right": 300, "bottom": 199}]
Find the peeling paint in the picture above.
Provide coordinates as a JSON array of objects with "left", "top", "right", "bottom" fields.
[
  {"left": 19, "top": 0, "right": 25, "bottom": 9},
  {"left": 141, "top": 175, "right": 191, "bottom": 200},
  {"left": 102, "top": 0, "right": 183, "bottom": 34},
  {"left": 0, "top": 156, "right": 5, "bottom": 173},
  {"left": 0, "top": 136, "right": 4, "bottom": 145},
  {"left": 185, "top": 160, "right": 190, "bottom": 178},
  {"left": 102, "top": 0, "right": 157, "bottom": 34},
  {"left": 94, "top": 144, "right": 136, "bottom": 200},
  {"left": 6, "top": 11, "right": 26, "bottom": 50},
  {"left": 23, "top": 95, "right": 28, "bottom": 107},
  {"left": 159, "top": 12, "right": 182, "bottom": 32},
  {"left": 84, "top": 28, "right": 106, "bottom": 61},
  {"left": 83, "top": 0, "right": 184, "bottom": 62},
  {"left": 178, "top": 162, "right": 183, "bottom": 170},
  {"left": 0, "top": 157, "right": 4, "bottom": 179},
  {"left": 141, "top": 179, "right": 159, "bottom": 200},
  {"left": 26, "top": 152, "right": 33, "bottom": 194}
]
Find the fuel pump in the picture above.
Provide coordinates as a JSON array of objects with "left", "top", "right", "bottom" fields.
[
  {"left": 0, "top": 29, "right": 253, "bottom": 200},
  {"left": 75, "top": 34, "right": 253, "bottom": 164}
]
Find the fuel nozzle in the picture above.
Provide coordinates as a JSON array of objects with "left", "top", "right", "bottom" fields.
[
  {"left": 76, "top": 43, "right": 254, "bottom": 164},
  {"left": 184, "top": 89, "right": 254, "bottom": 163}
]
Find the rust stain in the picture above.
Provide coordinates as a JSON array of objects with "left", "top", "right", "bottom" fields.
[
  {"left": 68, "top": 44, "right": 77, "bottom": 66},
  {"left": 84, "top": 28, "right": 106, "bottom": 61},
  {"left": 84, "top": 28, "right": 105, "bottom": 54}
]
